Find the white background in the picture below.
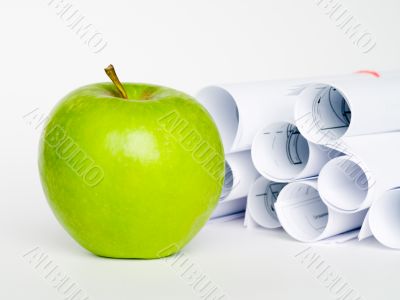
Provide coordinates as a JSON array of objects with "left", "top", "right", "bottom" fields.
[{"left": 1, "top": 0, "right": 400, "bottom": 299}]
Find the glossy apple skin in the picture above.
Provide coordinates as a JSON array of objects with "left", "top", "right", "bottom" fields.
[{"left": 38, "top": 83, "right": 224, "bottom": 258}]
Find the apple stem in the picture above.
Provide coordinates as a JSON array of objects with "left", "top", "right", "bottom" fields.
[{"left": 104, "top": 64, "right": 128, "bottom": 99}]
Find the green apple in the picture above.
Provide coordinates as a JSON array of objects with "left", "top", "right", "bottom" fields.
[{"left": 39, "top": 65, "right": 224, "bottom": 258}]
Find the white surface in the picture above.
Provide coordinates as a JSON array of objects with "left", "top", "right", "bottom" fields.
[
  {"left": 4, "top": 218, "right": 400, "bottom": 300},
  {"left": 3, "top": 0, "right": 400, "bottom": 299}
]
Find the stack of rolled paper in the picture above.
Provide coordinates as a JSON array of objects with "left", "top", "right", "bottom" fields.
[{"left": 197, "top": 70, "right": 400, "bottom": 249}]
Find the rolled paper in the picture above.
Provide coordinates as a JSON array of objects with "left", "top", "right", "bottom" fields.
[
  {"left": 369, "top": 188, "right": 400, "bottom": 249},
  {"left": 275, "top": 180, "right": 366, "bottom": 242},
  {"left": 196, "top": 72, "right": 385, "bottom": 154},
  {"left": 221, "top": 151, "right": 260, "bottom": 201},
  {"left": 358, "top": 211, "right": 372, "bottom": 241},
  {"left": 211, "top": 199, "right": 247, "bottom": 219},
  {"left": 209, "top": 212, "right": 245, "bottom": 224},
  {"left": 211, "top": 151, "right": 259, "bottom": 218},
  {"left": 318, "top": 132, "right": 400, "bottom": 213},
  {"left": 251, "top": 121, "right": 341, "bottom": 182},
  {"left": 318, "top": 156, "right": 370, "bottom": 213},
  {"left": 196, "top": 78, "right": 321, "bottom": 153},
  {"left": 246, "top": 176, "right": 287, "bottom": 229},
  {"left": 294, "top": 72, "right": 400, "bottom": 150},
  {"left": 321, "top": 230, "right": 360, "bottom": 244}
]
